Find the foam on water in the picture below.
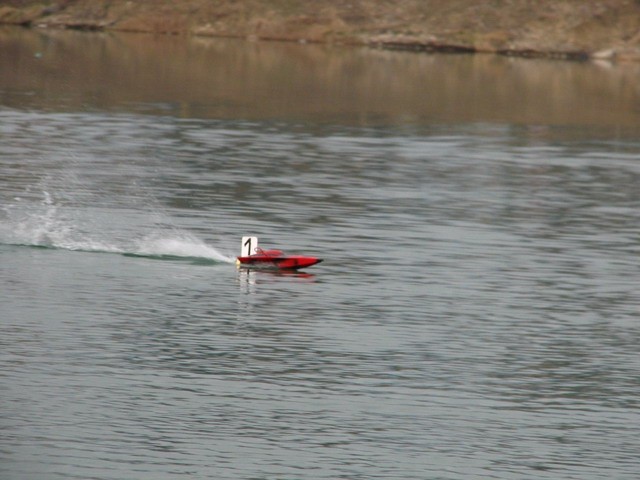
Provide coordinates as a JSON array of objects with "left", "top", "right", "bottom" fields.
[
  {"left": 133, "top": 234, "right": 234, "bottom": 262},
  {"left": 0, "top": 191, "right": 234, "bottom": 263}
]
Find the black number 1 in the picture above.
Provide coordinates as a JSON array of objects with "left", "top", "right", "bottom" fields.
[{"left": 244, "top": 237, "right": 252, "bottom": 255}]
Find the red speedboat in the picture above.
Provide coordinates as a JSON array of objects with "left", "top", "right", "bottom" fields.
[{"left": 236, "top": 236, "right": 322, "bottom": 270}]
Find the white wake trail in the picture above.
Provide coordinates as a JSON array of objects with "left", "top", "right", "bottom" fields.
[
  {"left": 134, "top": 234, "right": 234, "bottom": 263},
  {"left": 1, "top": 192, "right": 234, "bottom": 263}
]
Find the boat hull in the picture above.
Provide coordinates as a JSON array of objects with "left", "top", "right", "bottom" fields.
[{"left": 237, "top": 255, "right": 322, "bottom": 270}]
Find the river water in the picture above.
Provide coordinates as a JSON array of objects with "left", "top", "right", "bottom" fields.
[{"left": 1, "top": 27, "right": 640, "bottom": 480}]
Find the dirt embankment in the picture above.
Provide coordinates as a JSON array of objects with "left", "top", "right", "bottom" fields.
[{"left": 1, "top": 0, "right": 640, "bottom": 61}]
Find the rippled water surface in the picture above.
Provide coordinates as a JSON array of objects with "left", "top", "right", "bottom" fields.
[{"left": 1, "top": 28, "right": 640, "bottom": 480}]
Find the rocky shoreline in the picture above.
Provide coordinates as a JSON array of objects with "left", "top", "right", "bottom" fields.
[{"left": 1, "top": 0, "right": 640, "bottom": 61}]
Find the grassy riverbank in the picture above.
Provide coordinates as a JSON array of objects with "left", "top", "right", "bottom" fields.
[{"left": 1, "top": 0, "right": 640, "bottom": 60}]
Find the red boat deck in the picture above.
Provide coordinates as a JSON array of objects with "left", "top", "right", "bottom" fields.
[{"left": 237, "top": 248, "right": 322, "bottom": 270}]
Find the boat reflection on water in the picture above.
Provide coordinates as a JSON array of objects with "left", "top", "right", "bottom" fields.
[{"left": 237, "top": 267, "right": 317, "bottom": 294}]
